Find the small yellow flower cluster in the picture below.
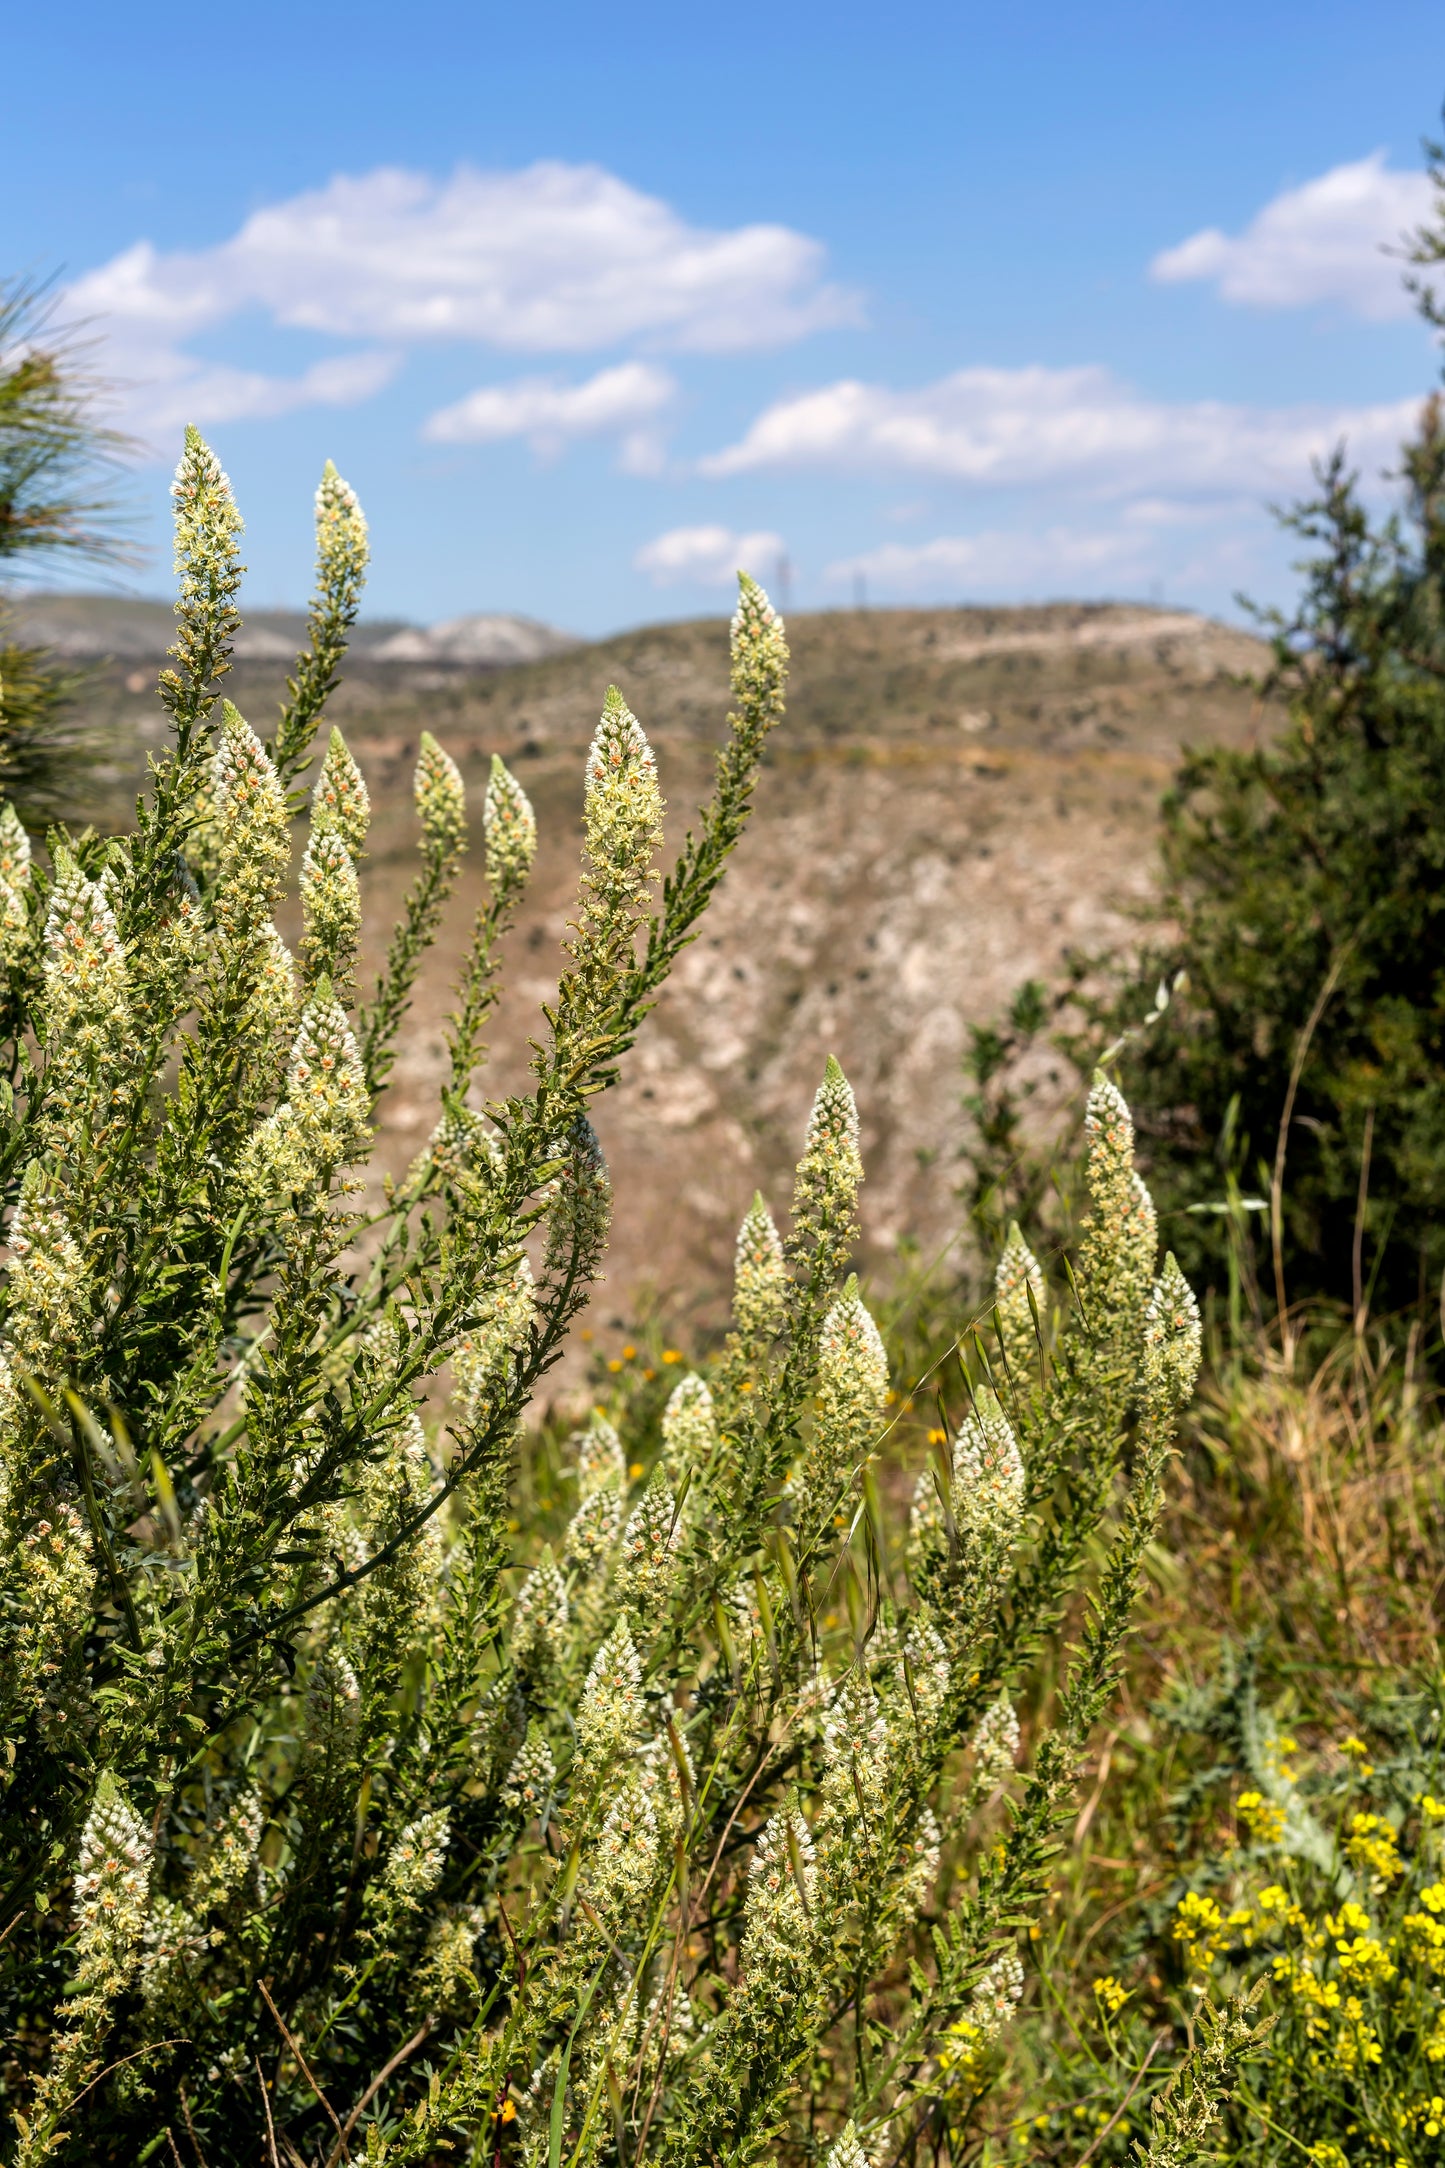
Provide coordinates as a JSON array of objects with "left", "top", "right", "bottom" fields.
[
  {"left": 1401, "top": 1893, "right": 1445, "bottom": 1976},
  {"left": 935, "top": 2015, "right": 987, "bottom": 2093},
  {"left": 1093, "top": 1973, "right": 1130, "bottom": 2017},
  {"left": 1341, "top": 1735, "right": 1375, "bottom": 1779},
  {"left": 1283, "top": 1963, "right": 1342, "bottom": 2043},
  {"left": 1345, "top": 1813, "right": 1404, "bottom": 1887},
  {"left": 1398, "top": 2093, "right": 1445, "bottom": 2143},
  {"left": 1237, "top": 1789, "right": 1287, "bottom": 1844},
  {"left": 1329, "top": 1997, "right": 1383, "bottom": 2074},
  {"left": 1172, "top": 1889, "right": 1225, "bottom": 1971}
]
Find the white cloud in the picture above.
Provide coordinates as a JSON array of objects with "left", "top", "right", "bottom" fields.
[
  {"left": 701, "top": 364, "right": 1423, "bottom": 497},
  {"left": 423, "top": 362, "right": 676, "bottom": 467},
  {"left": 68, "top": 161, "right": 858, "bottom": 447},
  {"left": 827, "top": 525, "right": 1157, "bottom": 596},
  {"left": 111, "top": 348, "right": 401, "bottom": 440},
  {"left": 635, "top": 524, "right": 785, "bottom": 587},
  {"left": 1150, "top": 153, "right": 1431, "bottom": 319}
]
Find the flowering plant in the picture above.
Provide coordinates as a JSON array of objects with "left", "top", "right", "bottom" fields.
[{"left": 0, "top": 433, "right": 1201, "bottom": 2167}]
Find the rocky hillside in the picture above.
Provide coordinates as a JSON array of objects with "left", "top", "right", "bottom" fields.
[{"left": 45, "top": 599, "right": 1273, "bottom": 1339}]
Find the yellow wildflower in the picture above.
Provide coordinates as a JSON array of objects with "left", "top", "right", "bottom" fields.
[
  {"left": 1093, "top": 1974, "right": 1130, "bottom": 2017},
  {"left": 936, "top": 2015, "right": 986, "bottom": 2091},
  {"left": 1345, "top": 1813, "right": 1403, "bottom": 1884},
  {"left": 1334, "top": 1933, "right": 1396, "bottom": 1986},
  {"left": 1173, "top": 1890, "right": 1224, "bottom": 1970},
  {"left": 1237, "top": 1790, "right": 1287, "bottom": 1844},
  {"left": 1403, "top": 1909, "right": 1445, "bottom": 1974}
]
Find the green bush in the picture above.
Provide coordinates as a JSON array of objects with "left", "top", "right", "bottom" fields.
[
  {"left": 1108, "top": 403, "right": 1445, "bottom": 1325},
  {"left": 0, "top": 433, "right": 1206, "bottom": 2166},
  {"left": 0, "top": 279, "right": 132, "bottom": 822},
  {"left": 964, "top": 137, "right": 1445, "bottom": 1329},
  {"left": 965, "top": 404, "right": 1445, "bottom": 1331}
]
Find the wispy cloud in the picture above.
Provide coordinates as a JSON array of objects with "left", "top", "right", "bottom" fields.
[
  {"left": 68, "top": 162, "right": 859, "bottom": 445},
  {"left": 634, "top": 524, "right": 785, "bottom": 587},
  {"left": 828, "top": 527, "right": 1147, "bottom": 593},
  {"left": 826, "top": 499, "right": 1269, "bottom": 602},
  {"left": 1150, "top": 153, "right": 1430, "bottom": 319},
  {"left": 701, "top": 365, "right": 1422, "bottom": 496},
  {"left": 423, "top": 361, "right": 676, "bottom": 472}
]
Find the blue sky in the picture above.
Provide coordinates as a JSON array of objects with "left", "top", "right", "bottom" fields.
[{"left": 8, "top": 0, "right": 1445, "bottom": 632}]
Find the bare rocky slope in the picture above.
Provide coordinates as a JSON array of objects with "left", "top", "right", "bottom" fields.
[{"left": 62, "top": 599, "right": 1273, "bottom": 1339}]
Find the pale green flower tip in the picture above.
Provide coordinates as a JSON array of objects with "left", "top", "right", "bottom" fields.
[
  {"left": 171, "top": 428, "right": 236, "bottom": 511},
  {"left": 1144, "top": 1252, "right": 1203, "bottom": 1408},
  {"left": 314, "top": 461, "right": 369, "bottom": 560},
  {"left": 585, "top": 686, "right": 658, "bottom": 800},
  {"left": 483, "top": 753, "right": 538, "bottom": 887},
  {"left": 733, "top": 1193, "right": 787, "bottom": 1334},
  {"left": 1085, "top": 1067, "right": 1131, "bottom": 1128},
  {"left": 805, "top": 1055, "right": 860, "bottom": 1159},
  {"left": 995, "top": 1224, "right": 1046, "bottom": 1358},
  {"left": 731, "top": 569, "right": 784, "bottom": 633},
  {"left": 414, "top": 733, "right": 468, "bottom": 855},
  {"left": 311, "top": 728, "right": 371, "bottom": 859}
]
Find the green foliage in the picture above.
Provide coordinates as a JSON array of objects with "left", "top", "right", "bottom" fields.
[
  {"left": 1103, "top": 402, "right": 1445, "bottom": 1323},
  {"left": 0, "top": 279, "right": 133, "bottom": 824},
  {"left": 0, "top": 435, "right": 1198, "bottom": 2167},
  {"left": 1015, "top": 1684, "right": 1445, "bottom": 2168},
  {"left": 961, "top": 142, "right": 1445, "bottom": 1326},
  {"left": 962, "top": 401, "right": 1445, "bottom": 1327}
]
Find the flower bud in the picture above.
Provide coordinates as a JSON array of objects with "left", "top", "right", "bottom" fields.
[
  {"left": 415, "top": 732, "right": 468, "bottom": 859},
  {"left": 661, "top": 1371, "right": 715, "bottom": 1479},
  {"left": 311, "top": 726, "right": 371, "bottom": 860},
  {"left": 300, "top": 826, "right": 362, "bottom": 995},
  {"left": 733, "top": 1193, "right": 788, "bottom": 1341},
  {"left": 483, "top": 753, "right": 537, "bottom": 891},
  {"left": 995, "top": 1223, "right": 1045, "bottom": 1364},
  {"left": 314, "top": 460, "right": 369, "bottom": 595},
  {"left": 1142, "top": 1253, "right": 1203, "bottom": 1414},
  {"left": 576, "top": 1614, "right": 644, "bottom": 1770}
]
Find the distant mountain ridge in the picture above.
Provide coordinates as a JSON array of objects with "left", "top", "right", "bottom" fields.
[{"left": 2, "top": 592, "right": 578, "bottom": 667}]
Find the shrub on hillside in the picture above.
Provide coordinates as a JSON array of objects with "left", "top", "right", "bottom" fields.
[
  {"left": 1102, "top": 402, "right": 1445, "bottom": 1324},
  {"left": 0, "top": 435, "right": 1209, "bottom": 2166},
  {"left": 965, "top": 141, "right": 1445, "bottom": 1327}
]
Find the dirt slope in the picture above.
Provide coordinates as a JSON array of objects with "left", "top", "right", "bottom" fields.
[{"left": 71, "top": 600, "right": 1272, "bottom": 1336}]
